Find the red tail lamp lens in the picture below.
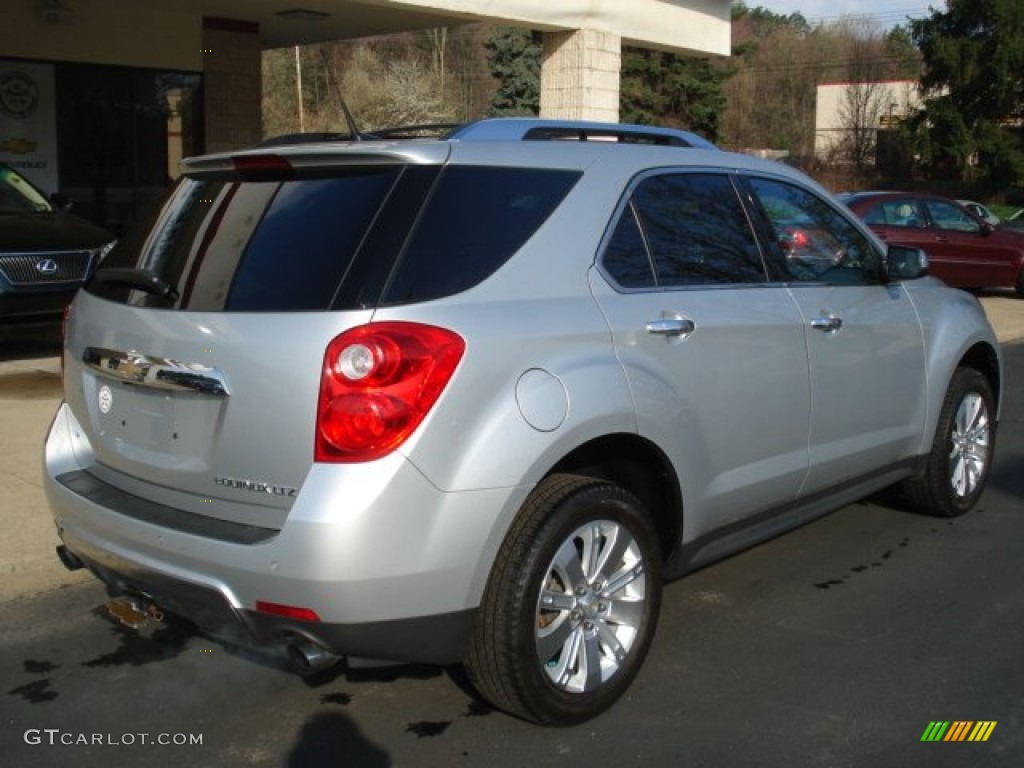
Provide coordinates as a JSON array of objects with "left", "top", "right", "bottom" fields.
[
  {"left": 231, "top": 154, "right": 293, "bottom": 180},
  {"left": 315, "top": 322, "right": 465, "bottom": 462}
]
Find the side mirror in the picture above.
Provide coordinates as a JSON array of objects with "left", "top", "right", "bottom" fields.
[{"left": 885, "top": 244, "right": 929, "bottom": 281}]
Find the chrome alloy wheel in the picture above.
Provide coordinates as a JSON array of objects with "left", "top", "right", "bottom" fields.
[
  {"left": 535, "top": 520, "right": 646, "bottom": 694},
  {"left": 949, "top": 391, "right": 991, "bottom": 499}
]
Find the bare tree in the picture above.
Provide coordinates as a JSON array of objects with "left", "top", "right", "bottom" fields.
[
  {"left": 835, "top": 80, "right": 887, "bottom": 169},
  {"left": 832, "top": 18, "right": 890, "bottom": 170},
  {"left": 426, "top": 27, "right": 448, "bottom": 95},
  {"left": 338, "top": 44, "right": 455, "bottom": 130}
]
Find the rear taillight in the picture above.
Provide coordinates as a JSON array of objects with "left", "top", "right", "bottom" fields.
[{"left": 315, "top": 322, "right": 465, "bottom": 463}]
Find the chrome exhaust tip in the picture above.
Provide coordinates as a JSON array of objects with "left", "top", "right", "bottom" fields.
[
  {"left": 285, "top": 638, "right": 341, "bottom": 676},
  {"left": 56, "top": 544, "right": 84, "bottom": 572}
]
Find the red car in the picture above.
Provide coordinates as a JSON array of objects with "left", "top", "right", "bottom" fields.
[{"left": 840, "top": 191, "right": 1024, "bottom": 297}]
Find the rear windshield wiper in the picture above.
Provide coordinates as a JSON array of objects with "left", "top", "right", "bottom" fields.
[{"left": 93, "top": 268, "right": 179, "bottom": 301}]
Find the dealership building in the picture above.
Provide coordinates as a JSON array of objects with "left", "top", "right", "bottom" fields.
[{"left": 1, "top": 0, "right": 730, "bottom": 232}]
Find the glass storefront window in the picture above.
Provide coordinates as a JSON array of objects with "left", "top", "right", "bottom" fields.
[{"left": 56, "top": 63, "right": 202, "bottom": 235}]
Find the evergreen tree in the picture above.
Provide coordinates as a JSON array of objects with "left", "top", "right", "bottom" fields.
[
  {"left": 484, "top": 28, "right": 542, "bottom": 116},
  {"left": 620, "top": 49, "right": 725, "bottom": 140},
  {"left": 910, "top": 0, "right": 1024, "bottom": 182}
]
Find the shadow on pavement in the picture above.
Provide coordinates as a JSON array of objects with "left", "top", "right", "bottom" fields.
[{"left": 285, "top": 711, "right": 390, "bottom": 768}]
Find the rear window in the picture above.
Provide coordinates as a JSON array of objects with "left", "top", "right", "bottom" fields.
[
  {"left": 87, "top": 168, "right": 403, "bottom": 311},
  {"left": 87, "top": 163, "right": 580, "bottom": 311}
]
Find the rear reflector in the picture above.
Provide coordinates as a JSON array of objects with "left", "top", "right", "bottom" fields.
[{"left": 254, "top": 601, "right": 320, "bottom": 622}]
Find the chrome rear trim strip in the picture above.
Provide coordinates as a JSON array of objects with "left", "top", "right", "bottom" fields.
[{"left": 83, "top": 347, "right": 231, "bottom": 396}]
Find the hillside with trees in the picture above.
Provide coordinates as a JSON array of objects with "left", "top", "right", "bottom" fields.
[
  {"left": 261, "top": 25, "right": 495, "bottom": 137},
  {"left": 260, "top": 1, "right": 1023, "bottom": 195}
]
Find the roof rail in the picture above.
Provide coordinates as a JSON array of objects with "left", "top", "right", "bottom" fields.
[
  {"left": 365, "top": 123, "right": 461, "bottom": 139},
  {"left": 254, "top": 119, "right": 716, "bottom": 150},
  {"left": 446, "top": 118, "right": 717, "bottom": 149}
]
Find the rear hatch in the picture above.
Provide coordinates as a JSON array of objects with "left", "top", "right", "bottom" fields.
[{"left": 62, "top": 144, "right": 449, "bottom": 530}]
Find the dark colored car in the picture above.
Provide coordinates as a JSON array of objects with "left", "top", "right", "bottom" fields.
[
  {"left": 840, "top": 191, "right": 1024, "bottom": 297},
  {"left": 0, "top": 164, "right": 115, "bottom": 324}
]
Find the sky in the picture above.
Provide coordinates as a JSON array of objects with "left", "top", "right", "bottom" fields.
[{"left": 746, "top": 1, "right": 939, "bottom": 29}]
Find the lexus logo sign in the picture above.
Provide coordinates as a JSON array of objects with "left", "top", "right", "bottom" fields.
[{"left": 35, "top": 258, "right": 59, "bottom": 275}]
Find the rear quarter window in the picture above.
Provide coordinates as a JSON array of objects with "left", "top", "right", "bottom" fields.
[{"left": 380, "top": 166, "right": 581, "bottom": 304}]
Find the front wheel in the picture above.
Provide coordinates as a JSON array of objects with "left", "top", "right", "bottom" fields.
[
  {"left": 903, "top": 367, "right": 995, "bottom": 517},
  {"left": 465, "top": 474, "right": 663, "bottom": 725}
]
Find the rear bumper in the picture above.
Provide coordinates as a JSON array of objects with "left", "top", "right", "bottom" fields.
[
  {"left": 45, "top": 402, "right": 527, "bottom": 665},
  {"left": 58, "top": 531, "right": 475, "bottom": 664}
]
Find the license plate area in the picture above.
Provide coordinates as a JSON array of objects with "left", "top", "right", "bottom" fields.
[{"left": 91, "top": 379, "right": 224, "bottom": 472}]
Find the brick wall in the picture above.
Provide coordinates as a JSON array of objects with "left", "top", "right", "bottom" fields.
[{"left": 202, "top": 18, "right": 262, "bottom": 153}]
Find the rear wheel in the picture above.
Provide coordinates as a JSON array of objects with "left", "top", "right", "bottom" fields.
[
  {"left": 465, "top": 474, "right": 662, "bottom": 725},
  {"left": 1015, "top": 268, "right": 1024, "bottom": 298},
  {"left": 903, "top": 367, "right": 995, "bottom": 517}
]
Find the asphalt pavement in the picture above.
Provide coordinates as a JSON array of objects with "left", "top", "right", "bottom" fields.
[
  {"left": 0, "top": 291, "right": 1022, "bottom": 604},
  {"left": 1, "top": 337, "right": 1022, "bottom": 766}
]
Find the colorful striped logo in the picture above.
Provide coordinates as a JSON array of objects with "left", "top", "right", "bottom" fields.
[{"left": 921, "top": 721, "right": 997, "bottom": 742}]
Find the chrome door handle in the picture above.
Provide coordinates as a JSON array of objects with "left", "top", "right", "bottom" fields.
[
  {"left": 810, "top": 314, "right": 843, "bottom": 333},
  {"left": 645, "top": 318, "right": 695, "bottom": 337}
]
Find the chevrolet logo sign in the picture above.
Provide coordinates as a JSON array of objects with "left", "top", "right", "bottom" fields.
[{"left": 35, "top": 258, "right": 59, "bottom": 276}]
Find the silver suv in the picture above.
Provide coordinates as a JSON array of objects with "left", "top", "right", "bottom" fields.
[{"left": 45, "top": 119, "right": 1002, "bottom": 725}]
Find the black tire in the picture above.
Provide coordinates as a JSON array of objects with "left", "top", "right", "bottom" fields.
[
  {"left": 465, "top": 474, "right": 663, "bottom": 725},
  {"left": 903, "top": 367, "right": 995, "bottom": 517},
  {"left": 1015, "top": 268, "right": 1024, "bottom": 298}
]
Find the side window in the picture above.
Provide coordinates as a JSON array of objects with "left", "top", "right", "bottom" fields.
[
  {"left": 749, "top": 177, "right": 877, "bottom": 284},
  {"left": 872, "top": 199, "right": 925, "bottom": 228},
  {"left": 602, "top": 203, "right": 656, "bottom": 288},
  {"left": 924, "top": 199, "right": 981, "bottom": 233},
  {"left": 382, "top": 166, "right": 581, "bottom": 304},
  {"left": 627, "top": 173, "right": 766, "bottom": 286}
]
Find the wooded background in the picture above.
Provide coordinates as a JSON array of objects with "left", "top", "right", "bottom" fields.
[{"left": 261, "top": 1, "right": 1024, "bottom": 199}]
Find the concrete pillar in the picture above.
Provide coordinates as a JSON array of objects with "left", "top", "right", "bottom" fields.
[
  {"left": 540, "top": 29, "right": 621, "bottom": 123},
  {"left": 202, "top": 17, "right": 262, "bottom": 153}
]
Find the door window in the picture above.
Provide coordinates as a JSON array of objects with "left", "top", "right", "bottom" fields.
[
  {"left": 923, "top": 200, "right": 982, "bottom": 233},
  {"left": 748, "top": 177, "right": 878, "bottom": 284},
  {"left": 602, "top": 203, "right": 657, "bottom": 288},
  {"left": 601, "top": 172, "right": 767, "bottom": 288}
]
